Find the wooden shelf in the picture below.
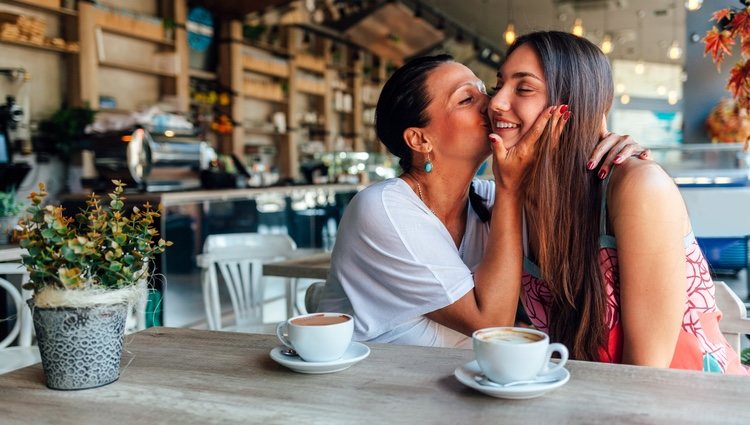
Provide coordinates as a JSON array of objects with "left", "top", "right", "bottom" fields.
[
  {"left": 3, "top": 0, "right": 77, "bottom": 16},
  {"left": 243, "top": 40, "right": 289, "bottom": 57},
  {"left": 92, "top": 7, "right": 168, "bottom": 45},
  {"left": 100, "top": 26, "right": 174, "bottom": 47},
  {"left": 99, "top": 60, "right": 176, "bottom": 78},
  {"left": 295, "top": 52, "right": 326, "bottom": 73},
  {"left": 296, "top": 78, "right": 326, "bottom": 96},
  {"left": 0, "top": 36, "right": 77, "bottom": 54},
  {"left": 189, "top": 68, "right": 217, "bottom": 80},
  {"left": 242, "top": 56, "right": 289, "bottom": 78}
]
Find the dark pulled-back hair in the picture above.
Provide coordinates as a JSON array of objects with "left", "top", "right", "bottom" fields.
[
  {"left": 375, "top": 54, "right": 454, "bottom": 173},
  {"left": 508, "top": 31, "right": 614, "bottom": 361}
]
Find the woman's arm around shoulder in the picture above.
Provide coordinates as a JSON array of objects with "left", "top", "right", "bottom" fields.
[{"left": 607, "top": 159, "right": 691, "bottom": 367}]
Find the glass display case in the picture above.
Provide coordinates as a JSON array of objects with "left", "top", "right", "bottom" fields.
[
  {"left": 300, "top": 151, "right": 399, "bottom": 185},
  {"left": 649, "top": 143, "right": 750, "bottom": 187}
]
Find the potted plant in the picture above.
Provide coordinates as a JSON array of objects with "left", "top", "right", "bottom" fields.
[
  {"left": 0, "top": 189, "right": 23, "bottom": 244},
  {"left": 17, "top": 180, "right": 170, "bottom": 390}
]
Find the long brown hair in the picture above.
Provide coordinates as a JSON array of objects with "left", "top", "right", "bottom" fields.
[{"left": 509, "top": 31, "right": 614, "bottom": 361}]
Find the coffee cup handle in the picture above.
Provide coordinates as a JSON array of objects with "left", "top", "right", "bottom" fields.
[
  {"left": 540, "top": 343, "right": 569, "bottom": 376},
  {"left": 276, "top": 321, "right": 294, "bottom": 349}
]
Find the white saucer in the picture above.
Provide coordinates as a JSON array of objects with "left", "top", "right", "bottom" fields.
[
  {"left": 269, "top": 342, "right": 371, "bottom": 374},
  {"left": 454, "top": 360, "right": 570, "bottom": 399}
]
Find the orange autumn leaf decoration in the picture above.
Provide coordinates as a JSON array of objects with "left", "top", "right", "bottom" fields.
[
  {"left": 704, "top": 28, "right": 735, "bottom": 67},
  {"left": 704, "top": 6, "right": 750, "bottom": 113}
]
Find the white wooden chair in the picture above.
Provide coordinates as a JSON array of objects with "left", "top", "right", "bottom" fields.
[
  {"left": 714, "top": 281, "right": 750, "bottom": 356},
  {"left": 0, "top": 262, "right": 40, "bottom": 374},
  {"left": 197, "top": 233, "right": 297, "bottom": 332}
]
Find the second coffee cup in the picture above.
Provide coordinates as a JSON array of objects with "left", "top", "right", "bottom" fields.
[
  {"left": 472, "top": 327, "right": 568, "bottom": 385},
  {"left": 276, "top": 312, "right": 354, "bottom": 362}
]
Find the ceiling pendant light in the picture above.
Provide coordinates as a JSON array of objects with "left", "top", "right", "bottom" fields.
[
  {"left": 600, "top": 8, "right": 613, "bottom": 54},
  {"left": 505, "top": 23, "right": 516, "bottom": 45},
  {"left": 601, "top": 34, "right": 613, "bottom": 54},
  {"left": 635, "top": 10, "right": 645, "bottom": 74},
  {"left": 571, "top": 18, "right": 584, "bottom": 37},
  {"left": 668, "top": 3, "right": 682, "bottom": 60},
  {"left": 504, "top": 0, "right": 515, "bottom": 45},
  {"left": 635, "top": 60, "right": 645, "bottom": 75},
  {"left": 685, "top": 0, "right": 702, "bottom": 11},
  {"left": 668, "top": 40, "right": 683, "bottom": 60}
]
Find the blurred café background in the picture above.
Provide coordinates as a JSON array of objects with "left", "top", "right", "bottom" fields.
[{"left": 1, "top": 0, "right": 749, "bottom": 330}]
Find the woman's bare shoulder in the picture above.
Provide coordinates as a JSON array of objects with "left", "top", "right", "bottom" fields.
[{"left": 607, "top": 159, "right": 687, "bottom": 222}]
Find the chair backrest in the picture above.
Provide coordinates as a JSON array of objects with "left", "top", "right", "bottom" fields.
[
  {"left": 714, "top": 281, "right": 750, "bottom": 356},
  {"left": 201, "top": 233, "right": 297, "bottom": 328},
  {"left": 203, "top": 233, "right": 297, "bottom": 260},
  {"left": 0, "top": 263, "right": 31, "bottom": 349}
]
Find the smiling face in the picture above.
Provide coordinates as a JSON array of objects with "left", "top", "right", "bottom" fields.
[
  {"left": 418, "top": 62, "right": 492, "bottom": 167},
  {"left": 488, "top": 43, "right": 549, "bottom": 149}
]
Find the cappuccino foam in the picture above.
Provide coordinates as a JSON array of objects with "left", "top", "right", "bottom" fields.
[
  {"left": 478, "top": 329, "right": 543, "bottom": 344},
  {"left": 291, "top": 314, "right": 350, "bottom": 326}
]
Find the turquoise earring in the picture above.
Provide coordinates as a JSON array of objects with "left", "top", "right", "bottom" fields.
[{"left": 424, "top": 153, "right": 433, "bottom": 173}]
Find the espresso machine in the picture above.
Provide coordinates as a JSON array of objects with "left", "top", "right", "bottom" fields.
[
  {"left": 85, "top": 127, "right": 215, "bottom": 192},
  {"left": 0, "top": 94, "right": 30, "bottom": 191}
]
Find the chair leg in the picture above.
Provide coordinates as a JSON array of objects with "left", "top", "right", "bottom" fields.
[{"left": 285, "top": 278, "right": 295, "bottom": 319}]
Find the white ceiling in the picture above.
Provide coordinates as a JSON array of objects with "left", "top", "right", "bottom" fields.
[{"left": 422, "top": 0, "right": 691, "bottom": 65}]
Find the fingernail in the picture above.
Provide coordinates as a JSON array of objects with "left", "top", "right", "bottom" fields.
[
  {"left": 598, "top": 169, "right": 607, "bottom": 179},
  {"left": 563, "top": 111, "right": 572, "bottom": 120},
  {"left": 559, "top": 104, "right": 568, "bottom": 114},
  {"left": 586, "top": 161, "right": 595, "bottom": 170},
  {"left": 614, "top": 155, "right": 623, "bottom": 164},
  {"left": 548, "top": 106, "right": 556, "bottom": 115}
]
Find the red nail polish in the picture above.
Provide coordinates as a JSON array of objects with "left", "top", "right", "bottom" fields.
[
  {"left": 598, "top": 169, "right": 607, "bottom": 179},
  {"left": 559, "top": 104, "right": 568, "bottom": 114},
  {"left": 586, "top": 161, "right": 595, "bottom": 170},
  {"left": 614, "top": 155, "right": 623, "bottom": 163},
  {"left": 563, "top": 111, "right": 572, "bottom": 120}
]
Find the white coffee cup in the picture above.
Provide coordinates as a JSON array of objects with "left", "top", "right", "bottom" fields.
[
  {"left": 276, "top": 312, "right": 354, "bottom": 362},
  {"left": 472, "top": 327, "right": 569, "bottom": 385}
]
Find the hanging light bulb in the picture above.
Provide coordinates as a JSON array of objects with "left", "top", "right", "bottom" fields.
[
  {"left": 657, "top": 85, "right": 667, "bottom": 95},
  {"left": 601, "top": 34, "right": 613, "bottom": 54},
  {"left": 504, "top": 0, "right": 515, "bottom": 46},
  {"left": 685, "top": 0, "right": 702, "bottom": 11},
  {"left": 571, "top": 18, "right": 584, "bottom": 37},
  {"left": 635, "top": 60, "right": 645, "bottom": 75},
  {"left": 505, "top": 23, "right": 516, "bottom": 45},
  {"left": 667, "top": 91, "right": 678, "bottom": 105},
  {"left": 620, "top": 94, "right": 631, "bottom": 105},
  {"left": 668, "top": 40, "right": 683, "bottom": 60},
  {"left": 615, "top": 83, "right": 626, "bottom": 94}
]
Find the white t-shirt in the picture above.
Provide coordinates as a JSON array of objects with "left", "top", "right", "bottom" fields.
[{"left": 317, "top": 178, "right": 496, "bottom": 348}]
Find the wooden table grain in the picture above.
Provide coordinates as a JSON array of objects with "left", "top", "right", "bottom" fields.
[
  {"left": 263, "top": 251, "right": 331, "bottom": 280},
  {"left": 0, "top": 327, "right": 747, "bottom": 424}
]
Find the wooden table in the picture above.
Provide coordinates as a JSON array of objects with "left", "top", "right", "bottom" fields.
[
  {"left": 263, "top": 251, "right": 331, "bottom": 316},
  {"left": 0, "top": 327, "right": 747, "bottom": 424},
  {"left": 263, "top": 251, "right": 331, "bottom": 280}
]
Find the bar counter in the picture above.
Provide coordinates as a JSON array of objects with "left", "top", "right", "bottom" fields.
[{"left": 60, "top": 184, "right": 363, "bottom": 327}]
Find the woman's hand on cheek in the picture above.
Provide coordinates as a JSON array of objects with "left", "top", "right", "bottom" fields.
[
  {"left": 587, "top": 117, "right": 651, "bottom": 179},
  {"left": 491, "top": 105, "right": 564, "bottom": 192}
]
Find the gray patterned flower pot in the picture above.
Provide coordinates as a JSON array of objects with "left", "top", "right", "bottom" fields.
[{"left": 28, "top": 300, "right": 128, "bottom": 390}]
